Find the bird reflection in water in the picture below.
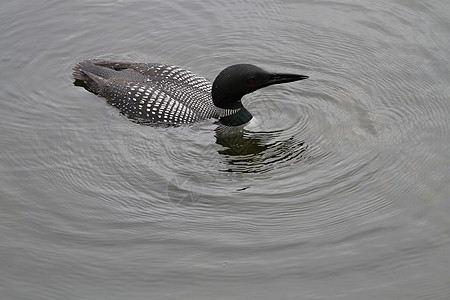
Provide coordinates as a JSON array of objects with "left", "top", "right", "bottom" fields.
[{"left": 215, "top": 124, "right": 309, "bottom": 173}]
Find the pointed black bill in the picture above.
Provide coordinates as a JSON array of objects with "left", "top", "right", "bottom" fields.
[{"left": 267, "top": 73, "right": 309, "bottom": 85}]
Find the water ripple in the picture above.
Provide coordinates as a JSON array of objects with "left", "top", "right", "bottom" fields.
[{"left": 1, "top": 0, "right": 450, "bottom": 298}]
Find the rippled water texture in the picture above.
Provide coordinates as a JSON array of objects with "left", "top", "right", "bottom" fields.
[{"left": 1, "top": 0, "right": 450, "bottom": 299}]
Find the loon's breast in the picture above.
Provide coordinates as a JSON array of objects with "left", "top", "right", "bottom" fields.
[{"left": 73, "top": 60, "right": 228, "bottom": 124}]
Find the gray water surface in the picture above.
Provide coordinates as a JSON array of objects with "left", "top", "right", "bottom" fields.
[{"left": 1, "top": 0, "right": 450, "bottom": 299}]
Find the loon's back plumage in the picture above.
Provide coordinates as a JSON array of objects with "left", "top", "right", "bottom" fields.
[
  {"left": 73, "top": 60, "right": 228, "bottom": 124},
  {"left": 73, "top": 59, "right": 308, "bottom": 126}
]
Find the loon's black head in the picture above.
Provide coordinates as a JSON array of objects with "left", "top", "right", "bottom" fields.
[{"left": 212, "top": 64, "right": 309, "bottom": 110}]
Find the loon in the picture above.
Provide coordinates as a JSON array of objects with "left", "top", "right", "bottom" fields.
[{"left": 73, "top": 59, "right": 308, "bottom": 126}]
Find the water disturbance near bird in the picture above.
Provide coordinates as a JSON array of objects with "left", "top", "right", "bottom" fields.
[{"left": 1, "top": 0, "right": 449, "bottom": 299}]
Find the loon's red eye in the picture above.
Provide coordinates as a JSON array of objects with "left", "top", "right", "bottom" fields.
[{"left": 247, "top": 77, "right": 255, "bottom": 84}]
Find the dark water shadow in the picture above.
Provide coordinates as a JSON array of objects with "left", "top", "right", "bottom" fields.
[{"left": 215, "top": 124, "right": 309, "bottom": 173}]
